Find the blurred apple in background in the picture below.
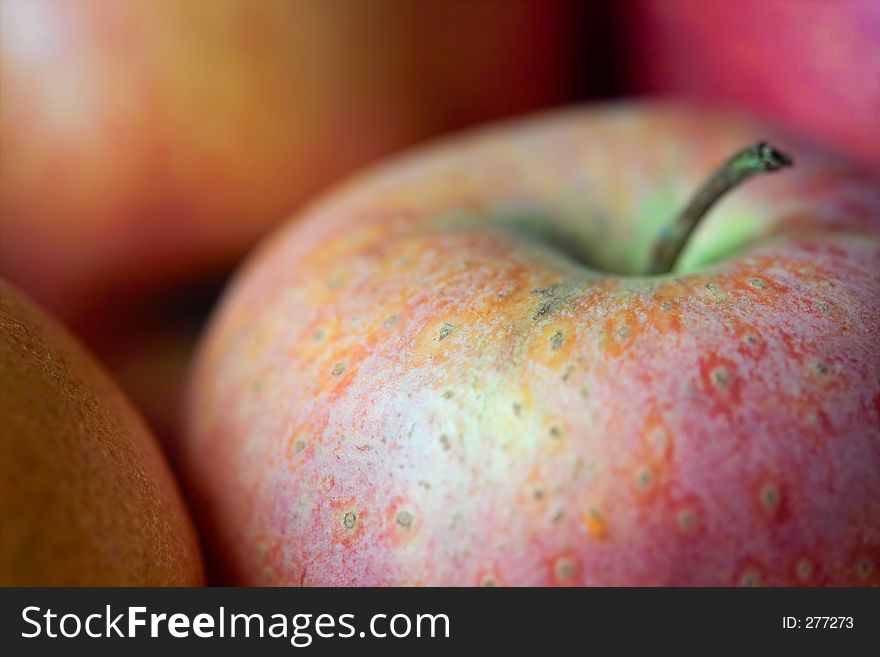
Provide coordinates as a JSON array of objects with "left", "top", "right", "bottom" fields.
[
  {"left": 1, "top": 0, "right": 579, "bottom": 444},
  {"left": 621, "top": 0, "right": 880, "bottom": 173},
  {"left": 0, "top": 0, "right": 576, "bottom": 334}
]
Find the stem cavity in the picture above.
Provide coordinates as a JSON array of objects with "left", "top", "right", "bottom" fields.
[{"left": 646, "top": 142, "right": 794, "bottom": 275}]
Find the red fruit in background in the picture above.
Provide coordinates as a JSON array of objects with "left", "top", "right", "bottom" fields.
[
  {"left": 622, "top": 0, "right": 880, "bottom": 172},
  {"left": 182, "top": 104, "right": 880, "bottom": 585},
  {"left": 0, "top": 0, "right": 574, "bottom": 331}
]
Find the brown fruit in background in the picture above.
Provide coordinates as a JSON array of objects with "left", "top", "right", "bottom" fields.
[{"left": 0, "top": 281, "right": 204, "bottom": 585}]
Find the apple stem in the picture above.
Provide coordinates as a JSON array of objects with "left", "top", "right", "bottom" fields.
[{"left": 646, "top": 141, "right": 794, "bottom": 275}]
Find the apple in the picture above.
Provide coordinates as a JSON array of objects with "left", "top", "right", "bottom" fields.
[
  {"left": 621, "top": 0, "right": 880, "bottom": 173},
  {"left": 183, "top": 104, "right": 880, "bottom": 585},
  {"left": 0, "top": 0, "right": 573, "bottom": 331},
  {"left": 0, "top": 281, "right": 203, "bottom": 585}
]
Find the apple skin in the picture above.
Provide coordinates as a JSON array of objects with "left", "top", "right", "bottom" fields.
[
  {"left": 0, "top": 281, "right": 204, "bottom": 585},
  {"left": 0, "top": 0, "right": 572, "bottom": 330},
  {"left": 183, "top": 104, "right": 880, "bottom": 586},
  {"left": 621, "top": 0, "right": 880, "bottom": 173}
]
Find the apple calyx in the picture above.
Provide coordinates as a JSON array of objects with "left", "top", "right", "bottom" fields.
[{"left": 646, "top": 141, "right": 794, "bottom": 275}]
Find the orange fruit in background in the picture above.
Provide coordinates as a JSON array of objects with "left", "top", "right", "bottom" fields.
[{"left": 0, "top": 280, "right": 203, "bottom": 585}]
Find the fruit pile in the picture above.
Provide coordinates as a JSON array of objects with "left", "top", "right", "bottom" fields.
[{"left": 1, "top": 1, "right": 877, "bottom": 587}]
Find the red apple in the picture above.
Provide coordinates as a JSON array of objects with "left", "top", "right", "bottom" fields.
[
  {"left": 0, "top": 280, "right": 204, "bottom": 585},
  {"left": 0, "top": 0, "right": 573, "bottom": 331},
  {"left": 621, "top": 0, "right": 880, "bottom": 173},
  {"left": 183, "top": 104, "right": 880, "bottom": 586}
]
